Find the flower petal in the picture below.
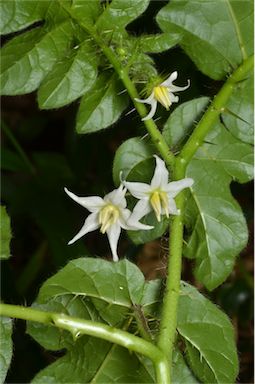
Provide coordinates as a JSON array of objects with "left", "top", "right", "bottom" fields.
[
  {"left": 169, "top": 92, "right": 179, "bottom": 103},
  {"left": 129, "top": 199, "right": 152, "bottom": 222},
  {"left": 104, "top": 184, "right": 127, "bottom": 208},
  {"left": 64, "top": 188, "right": 104, "bottom": 212},
  {"left": 166, "top": 178, "right": 194, "bottom": 197},
  {"left": 168, "top": 197, "right": 179, "bottom": 215},
  {"left": 68, "top": 212, "right": 99, "bottom": 245},
  {"left": 168, "top": 79, "right": 190, "bottom": 92},
  {"left": 135, "top": 92, "right": 154, "bottom": 104},
  {"left": 142, "top": 99, "right": 158, "bottom": 121},
  {"left": 123, "top": 181, "right": 151, "bottom": 199},
  {"left": 161, "top": 71, "right": 178, "bottom": 87},
  {"left": 150, "top": 155, "right": 169, "bottom": 189},
  {"left": 106, "top": 223, "right": 121, "bottom": 262},
  {"left": 120, "top": 208, "right": 153, "bottom": 230}
]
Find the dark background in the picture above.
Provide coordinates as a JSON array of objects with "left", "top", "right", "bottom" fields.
[{"left": 1, "top": 1, "right": 253, "bottom": 383}]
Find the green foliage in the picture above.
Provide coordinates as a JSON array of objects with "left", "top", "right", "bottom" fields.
[
  {"left": 156, "top": 0, "right": 253, "bottom": 79},
  {"left": 0, "top": 0, "right": 50, "bottom": 34},
  {"left": 138, "top": 33, "right": 181, "bottom": 53},
  {"left": 163, "top": 97, "right": 210, "bottom": 148},
  {"left": 27, "top": 258, "right": 155, "bottom": 383},
  {"left": 1, "top": 22, "right": 74, "bottom": 95},
  {"left": 37, "top": 41, "right": 98, "bottom": 109},
  {"left": 185, "top": 122, "right": 252, "bottom": 290},
  {"left": 222, "top": 74, "right": 254, "bottom": 144},
  {"left": 113, "top": 137, "right": 155, "bottom": 185},
  {"left": 0, "top": 206, "right": 12, "bottom": 260},
  {"left": 95, "top": 0, "right": 150, "bottom": 31},
  {"left": 0, "top": 317, "right": 13, "bottom": 384},
  {"left": 178, "top": 283, "right": 238, "bottom": 383},
  {"left": 76, "top": 74, "right": 129, "bottom": 134},
  {"left": 163, "top": 97, "right": 253, "bottom": 289}
]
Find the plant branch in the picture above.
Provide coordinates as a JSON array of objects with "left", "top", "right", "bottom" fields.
[
  {"left": 59, "top": 1, "right": 175, "bottom": 174},
  {"left": 157, "top": 54, "right": 254, "bottom": 372},
  {"left": 0, "top": 303, "right": 170, "bottom": 384},
  {"left": 178, "top": 55, "right": 254, "bottom": 171}
]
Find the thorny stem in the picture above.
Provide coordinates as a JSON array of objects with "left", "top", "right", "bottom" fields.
[
  {"left": 0, "top": 303, "right": 170, "bottom": 384},
  {"left": 157, "top": 55, "right": 254, "bottom": 368},
  {"left": 59, "top": 1, "right": 176, "bottom": 175},
  {"left": 7, "top": 2, "right": 255, "bottom": 382}
]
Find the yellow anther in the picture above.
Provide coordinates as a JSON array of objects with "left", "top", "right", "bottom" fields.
[
  {"left": 153, "top": 86, "right": 171, "bottom": 110},
  {"left": 99, "top": 204, "right": 119, "bottom": 233},
  {"left": 150, "top": 190, "right": 169, "bottom": 222},
  {"left": 150, "top": 191, "right": 162, "bottom": 222}
]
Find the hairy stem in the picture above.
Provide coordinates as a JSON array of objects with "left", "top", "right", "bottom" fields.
[
  {"left": 59, "top": 1, "right": 175, "bottom": 174},
  {"left": 0, "top": 303, "right": 170, "bottom": 384},
  {"left": 157, "top": 55, "right": 254, "bottom": 371}
]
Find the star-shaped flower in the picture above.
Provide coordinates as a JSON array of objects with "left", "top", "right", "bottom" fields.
[
  {"left": 64, "top": 185, "right": 153, "bottom": 261},
  {"left": 124, "top": 155, "right": 194, "bottom": 222},
  {"left": 135, "top": 71, "right": 190, "bottom": 121}
]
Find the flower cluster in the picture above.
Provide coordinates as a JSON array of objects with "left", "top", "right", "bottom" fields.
[{"left": 65, "top": 156, "right": 193, "bottom": 261}]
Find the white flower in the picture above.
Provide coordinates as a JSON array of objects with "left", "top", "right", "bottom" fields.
[
  {"left": 64, "top": 185, "right": 153, "bottom": 262},
  {"left": 123, "top": 155, "right": 194, "bottom": 222},
  {"left": 135, "top": 71, "right": 190, "bottom": 121}
]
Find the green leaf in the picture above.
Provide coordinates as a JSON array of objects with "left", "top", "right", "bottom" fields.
[
  {"left": 139, "top": 33, "right": 182, "bottom": 53},
  {"left": 37, "top": 258, "right": 145, "bottom": 326},
  {"left": 0, "top": 0, "right": 50, "bottom": 34},
  {"left": 128, "top": 212, "right": 168, "bottom": 245},
  {"left": 156, "top": 0, "right": 253, "bottom": 79},
  {"left": 0, "top": 317, "right": 13, "bottom": 384},
  {"left": 0, "top": 206, "right": 12, "bottom": 260},
  {"left": 31, "top": 338, "right": 154, "bottom": 384},
  {"left": 96, "top": 0, "right": 150, "bottom": 31},
  {"left": 185, "top": 122, "right": 253, "bottom": 289},
  {"left": 28, "top": 295, "right": 101, "bottom": 352},
  {"left": 69, "top": 0, "right": 102, "bottom": 26},
  {"left": 28, "top": 258, "right": 155, "bottom": 383},
  {"left": 178, "top": 283, "right": 239, "bottom": 383},
  {"left": 163, "top": 97, "right": 210, "bottom": 148},
  {"left": 1, "top": 21, "right": 74, "bottom": 95},
  {"left": 172, "top": 349, "right": 199, "bottom": 384},
  {"left": 113, "top": 137, "right": 155, "bottom": 185},
  {"left": 38, "top": 41, "right": 98, "bottom": 109},
  {"left": 222, "top": 74, "right": 254, "bottom": 144},
  {"left": 76, "top": 73, "right": 129, "bottom": 134}
]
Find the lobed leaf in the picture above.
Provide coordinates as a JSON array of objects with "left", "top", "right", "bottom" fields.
[
  {"left": 0, "top": 317, "right": 13, "bottom": 384},
  {"left": 156, "top": 0, "right": 253, "bottom": 79},
  {"left": 1, "top": 21, "right": 74, "bottom": 95},
  {"left": 0, "top": 206, "right": 12, "bottom": 260},
  {"left": 178, "top": 283, "right": 239, "bottom": 383},
  {"left": 38, "top": 41, "right": 98, "bottom": 109},
  {"left": 162, "top": 96, "right": 253, "bottom": 289},
  {"left": 185, "top": 122, "right": 253, "bottom": 289},
  {"left": 76, "top": 73, "right": 129, "bottom": 134},
  {"left": 0, "top": 0, "right": 50, "bottom": 35}
]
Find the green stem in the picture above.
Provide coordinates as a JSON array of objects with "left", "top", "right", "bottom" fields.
[
  {"left": 178, "top": 55, "right": 254, "bottom": 170},
  {"left": 59, "top": 1, "right": 175, "bottom": 174},
  {"left": 0, "top": 303, "right": 170, "bottom": 384},
  {"left": 157, "top": 55, "right": 254, "bottom": 371}
]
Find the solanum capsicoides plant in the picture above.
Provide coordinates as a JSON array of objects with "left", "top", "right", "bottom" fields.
[{"left": 0, "top": 1, "right": 253, "bottom": 383}]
